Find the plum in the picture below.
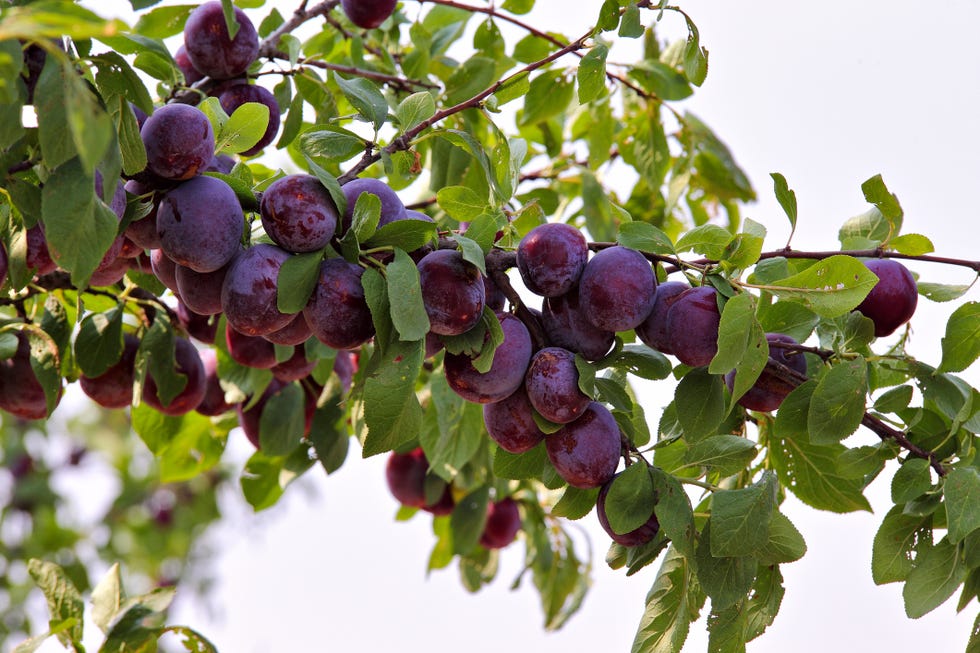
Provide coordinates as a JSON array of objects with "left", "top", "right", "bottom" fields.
[
  {"left": 541, "top": 286, "right": 615, "bottom": 361},
  {"left": 260, "top": 174, "right": 338, "bottom": 253},
  {"left": 142, "top": 336, "right": 206, "bottom": 416},
  {"left": 221, "top": 244, "right": 296, "bottom": 336},
  {"left": 217, "top": 83, "right": 281, "bottom": 156},
  {"left": 479, "top": 498, "right": 521, "bottom": 549},
  {"left": 183, "top": 1, "right": 259, "bottom": 80},
  {"left": 665, "top": 286, "right": 721, "bottom": 367},
  {"left": 341, "top": 0, "right": 398, "bottom": 29},
  {"left": 634, "top": 281, "right": 689, "bottom": 355},
  {"left": 156, "top": 175, "right": 244, "bottom": 273},
  {"left": 579, "top": 246, "right": 656, "bottom": 332},
  {"left": 483, "top": 386, "right": 545, "bottom": 454},
  {"left": 141, "top": 104, "right": 215, "bottom": 180},
  {"left": 725, "top": 333, "right": 808, "bottom": 412},
  {"left": 856, "top": 259, "right": 918, "bottom": 337},
  {"left": 0, "top": 331, "right": 60, "bottom": 419},
  {"left": 225, "top": 323, "right": 278, "bottom": 369},
  {"left": 524, "top": 347, "right": 590, "bottom": 424},
  {"left": 516, "top": 223, "right": 588, "bottom": 297},
  {"left": 546, "top": 401, "right": 620, "bottom": 489},
  {"left": 444, "top": 312, "right": 531, "bottom": 404},
  {"left": 417, "top": 249, "right": 485, "bottom": 336},
  {"left": 303, "top": 257, "right": 375, "bottom": 350},
  {"left": 195, "top": 349, "right": 234, "bottom": 416}
]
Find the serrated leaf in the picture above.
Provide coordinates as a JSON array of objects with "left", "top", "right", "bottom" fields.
[
  {"left": 74, "top": 307, "right": 124, "bottom": 377},
  {"left": 352, "top": 191, "right": 382, "bottom": 242},
  {"left": 708, "top": 293, "right": 767, "bottom": 407},
  {"left": 493, "top": 441, "right": 548, "bottom": 480},
  {"left": 258, "top": 382, "right": 305, "bottom": 456},
  {"left": 904, "top": 537, "right": 967, "bottom": 618},
  {"left": 918, "top": 282, "right": 973, "bottom": 303},
  {"left": 630, "top": 546, "right": 702, "bottom": 653},
  {"left": 217, "top": 102, "right": 270, "bottom": 154},
  {"left": 891, "top": 457, "right": 933, "bottom": 504},
  {"left": 945, "top": 467, "right": 980, "bottom": 544},
  {"left": 334, "top": 73, "right": 388, "bottom": 131},
  {"left": 451, "top": 486, "right": 490, "bottom": 555},
  {"left": 363, "top": 218, "right": 437, "bottom": 252},
  {"left": 889, "top": 233, "right": 934, "bottom": 255},
  {"left": 617, "top": 221, "right": 675, "bottom": 255},
  {"left": 387, "top": 249, "right": 429, "bottom": 341},
  {"left": 674, "top": 368, "right": 725, "bottom": 441},
  {"left": 605, "top": 463, "right": 656, "bottom": 534},
  {"left": 770, "top": 172, "right": 797, "bottom": 240},
  {"left": 552, "top": 486, "right": 599, "bottom": 520},
  {"left": 695, "top": 521, "right": 758, "bottom": 611},
  {"left": 755, "top": 512, "right": 806, "bottom": 565},
  {"left": 396, "top": 91, "right": 436, "bottom": 131},
  {"left": 362, "top": 338, "right": 425, "bottom": 456},
  {"left": 520, "top": 69, "right": 574, "bottom": 126},
  {"left": 649, "top": 466, "right": 696, "bottom": 558},
  {"left": 27, "top": 559, "right": 84, "bottom": 649},
  {"left": 600, "top": 344, "right": 671, "bottom": 381},
  {"left": 710, "top": 471, "right": 776, "bottom": 557},
  {"left": 807, "top": 356, "right": 867, "bottom": 444},
  {"left": 276, "top": 251, "right": 321, "bottom": 314},
  {"left": 682, "top": 435, "right": 757, "bottom": 477},
  {"left": 577, "top": 43, "right": 608, "bottom": 103},
  {"left": 451, "top": 234, "right": 486, "bottom": 275},
  {"left": 674, "top": 223, "right": 731, "bottom": 258},
  {"left": 938, "top": 302, "right": 980, "bottom": 373},
  {"left": 759, "top": 255, "right": 879, "bottom": 318},
  {"left": 91, "top": 563, "right": 122, "bottom": 635}
]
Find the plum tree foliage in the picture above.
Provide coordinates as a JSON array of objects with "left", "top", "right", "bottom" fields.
[{"left": 0, "top": 0, "right": 978, "bottom": 651}]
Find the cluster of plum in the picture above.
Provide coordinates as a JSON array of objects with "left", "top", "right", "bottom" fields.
[{"left": 389, "top": 222, "right": 919, "bottom": 547}]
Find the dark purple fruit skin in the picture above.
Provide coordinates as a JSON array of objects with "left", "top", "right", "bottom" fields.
[
  {"left": 79, "top": 334, "right": 140, "bottom": 409},
  {"left": 0, "top": 242, "right": 7, "bottom": 287},
  {"left": 157, "top": 175, "right": 243, "bottom": 273},
  {"left": 123, "top": 180, "right": 163, "bottom": 250},
  {"left": 484, "top": 275, "right": 506, "bottom": 311},
  {"left": 517, "top": 223, "right": 588, "bottom": 297},
  {"left": 856, "top": 259, "right": 918, "bottom": 337},
  {"left": 196, "top": 349, "right": 234, "bottom": 416},
  {"left": 479, "top": 498, "right": 521, "bottom": 549},
  {"left": 333, "top": 350, "right": 356, "bottom": 394},
  {"left": 341, "top": 0, "right": 398, "bottom": 29},
  {"left": 340, "top": 177, "right": 406, "bottom": 233},
  {"left": 579, "top": 246, "right": 657, "bottom": 332},
  {"left": 546, "top": 401, "right": 620, "bottom": 489},
  {"left": 271, "top": 348, "right": 316, "bottom": 382},
  {"left": 0, "top": 331, "right": 59, "bottom": 419},
  {"left": 597, "top": 474, "right": 660, "bottom": 547},
  {"left": 542, "top": 286, "right": 614, "bottom": 361},
  {"left": 524, "top": 347, "right": 590, "bottom": 424},
  {"left": 303, "top": 258, "right": 375, "bottom": 350},
  {"left": 89, "top": 256, "right": 130, "bottom": 287},
  {"left": 150, "top": 249, "right": 179, "bottom": 295},
  {"left": 26, "top": 224, "right": 57, "bottom": 275},
  {"left": 421, "top": 486, "right": 455, "bottom": 516},
  {"left": 177, "top": 302, "right": 219, "bottom": 345},
  {"left": 444, "top": 312, "right": 532, "bottom": 404},
  {"left": 141, "top": 104, "right": 215, "bottom": 180},
  {"left": 263, "top": 313, "right": 312, "bottom": 346},
  {"left": 142, "top": 337, "right": 207, "bottom": 416},
  {"left": 226, "top": 323, "right": 278, "bottom": 369},
  {"left": 218, "top": 83, "right": 281, "bottom": 156},
  {"left": 175, "top": 252, "right": 237, "bottom": 316},
  {"left": 221, "top": 244, "right": 296, "bottom": 336},
  {"left": 385, "top": 447, "right": 430, "bottom": 507},
  {"left": 417, "top": 249, "right": 486, "bottom": 336},
  {"left": 174, "top": 44, "right": 204, "bottom": 85},
  {"left": 665, "top": 286, "right": 721, "bottom": 368},
  {"left": 725, "top": 333, "right": 808, "bottom": 412},
  {"left": 260, "top": 174, "right": 338, "bottom": 253},
  {"left": 183, "top": 1, "right": 259, "bottom": 80},
  {"left": 205, "top": 154, "right": 235, "bottom": 174},
  {"left": 635, "top": 281, "right": 690, "bottom": 355},
  {"left": 483, "top": 386, "right": 545, "bottom": 454}
]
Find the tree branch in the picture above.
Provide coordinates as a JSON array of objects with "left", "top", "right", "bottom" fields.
[
  {"left": 757, "top": 247, "right": 980, "bottom": 274},
  {"left": 264, "top": 53, "right": 438, "bottom": 91},
  {"left": 258, "top": 0, "right": 339, "bottom": 59}
]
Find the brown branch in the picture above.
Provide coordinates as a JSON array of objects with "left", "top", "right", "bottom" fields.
[
  {"left": 339, "top": 28, "right": 595, "bottom": 182},
  {"left": 265, "top": 52, "right": 438, "bottom": 91},
  {"left": 258, "top": 0, "right": 339, "bottom": 59},
  {"left": 767, "top": 339, "right": 834, "bottom": 361},
  {"left": 588, "top": 241, "right": 702, "bottom": 272},
  {"left": 756, "top": 247, "right": 980, "bottom": 274},
  {"left": 484, "top": 247, "right": 547, "bottom": 349}
]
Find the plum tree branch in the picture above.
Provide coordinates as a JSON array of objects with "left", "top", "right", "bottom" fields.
[
  {"left": 484, "top": 248, "right": 548, "bottom": 349},
  {"left": 757, "top": 247, "right": 980, "bottom": 274},
  {"left": 339, "top": 29, "right": 594, "bottom": 182},
  {"left": 263, "top": 53, "right": 438, "bottom": 91},
  {"left": 258, "top": 0, "right": 339, "bottom": 59}
]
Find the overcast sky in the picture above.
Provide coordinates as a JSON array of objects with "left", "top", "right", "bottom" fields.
[{"left": 48, "top": 1, "right": 980, "bottom": 652}]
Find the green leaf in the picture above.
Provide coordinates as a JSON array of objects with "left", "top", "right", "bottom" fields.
[
  {"left": 27, "top": 559, "right": 84, "bottom": 649},
  {"left": 861, "top": 173, "right": 903, "bottom": 228},
  {"left": 889, "top": 233, "right": 934, "bottom": 255},
  {"left": 706, "top": 603, "right": 746, "bottom": 653},
  {"left": 649, "top": 466, "right": 696, "bottom": 558},
  {"left": 552, "top": 486, "right": 600, "bottom": 520},
  {"left": 874, "top": 385, "right": 914, "bottom": 414},
  {"left": 682, "top": 435, "right": 757, "bottom": 477},
  {"left": 674, "top": 223, "right": 731, "bottom": 258},
  {"left": 396, "top": 91, "right": 436, "bottom": 131},
  {"left": 63, "top": 63, "right": 114, "bottom": 173},
  {"left": 130, "top": 403, "right": 225, "bottom": 482},
  {"left": 421, "top": 374, "right": 483, "bottom": 479},
  {"left": 708, "top": 293, "right": 768, "bottom": 407},
  {"left": 334, "top": 73, "right": 388, "bottom": 131},
  {"left": 616, "top": 221, "right": 675, "bottom": 255},
  {"left": 451, "top": 234, "right": 486, "bottom": 275},
  {"left": 628, "top": 59, "right": 693, "bottom": 100},
  {"left": 300, "top": 127, "right": 365, "bottom": 162},
  {"left": 807, "top": 356, "right": 867, "bottom": 444},
  {"left": 756, "top": 301, "right": 819, "bottom": 343},
  {"left": 220, "top": 0, "right": 240, "bottom": 39},
  {"left": 600, "top": 344, "right": 671, "bottom": 381},
  {"left": 42, "top": 158, "right": 118, "bottom": 288},
  {"left": 759, "top": 255, "right": 879, "bottom": 318},
  {"left": 891, "top": 457, "right": 933, "bottom": 503},
  {"left": 276, "top": 252, "right": 322, "bottom": 314},
  {"left": 619, "top": 3, "right": 644, "bottom": 38},
  {"left": 630, "top": 546, "right": 702, "bottom": 653},
  {"left": 451, "top": 486, "right": 490, "bottom": 555},
  {"left": 133, "top": 4, "right": 194, "bottom": 38},
  {"left": 743, "top": 565, "right": 785, "bottom": 642},
  {"left": 493, "top": 441, "right": 548, "bottom": 480},
  {"left": 91, "top": 563, "right": 123, "bottom": 635},
  {"left": 387, "top": 249, "right": 430, "bottom": 342},
  {"left": 918, "top": 282, "right": 973, "bottom": 303},
  {"left": 872, "top": 505, "right": 932, "bottom": 584},
  {"left": 135, "top": 319, "right": 186, "bottom": 408},
  {"left": 577, "top": 43, "right": 608, "bottom": 104},
  {"left": 74, "top": 306, "right": 124, "bottom": 377},
  {"left": 695, "top": 521, "right": 758, "bottom": 611},
  {"left": 938, "top": 302, "right": 980, "bottom": 373},
  {"left": 904, "top": 537, "right": 967, "bottom": 618},
  {"left": 216, "top": 101, "right": 270, "bottom": 154},
  {"left": 444, "top": 56, "right": 497, "bottom": 106},
  {"left": 258, "top": 382, "right": 306, "bottom": 456},
  {"left": 770, "top": 172, "right": 797, "bottom": 240},
  {"left": 520, "top": 70, "right": 575, "bottom": 126},
  {"left": 605, "top": 463, "right": 656, "bottom": 534},
  {"left": 115, "top": 96, "right": 147, "bottom": 175},
  {"left": 755, "top": 512, "right": 807, "bottom": 565},
  {"left": 351, "top": 190, "right": 382, "bottom": 242},
  {"left": 769, "top": 381, "right": 872, "bottom": 512},
  {"left": 682, "top": 24, "right": 708, "bottom": 87},
  {"left": 674, "top": 368, "right": 725, "bottom": 441},
  {"left": 945, "top": 467, "right": 980, "bottom": 544},
  {"left": 240, "top": 450, "right": 285, "bottom": 511},
  {"left": 363, "top": 218, "right": 437, "bottom": 252},
  {"left": 362, "top": 337, "right": 425, "bottom": 457},
  {"left": 710, "top": 471, "right": 776, "bottom": 557}
]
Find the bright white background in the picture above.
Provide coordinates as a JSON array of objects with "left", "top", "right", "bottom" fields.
[{"left": 39, "top": 0, "right": 980, "bottom": 651}]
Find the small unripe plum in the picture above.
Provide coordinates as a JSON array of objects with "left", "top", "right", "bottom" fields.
[
  {"left": 483, "top": 386, "right": 545, "bottom": 454},
  {"left": 444, "top": 312, "right": 532, "bottom": 404},
  {"left": 579, "top": 246, "right": 656, "bottom": 332},
  {"left": 183, "top": 1, "right": 259, "bottom": 80},
  {"left": 856, "top": 259, "right": 918, "bottom": 337},
  {"left": 341, "top": 0, "right": 398, "bottom": 29},
  {"left": 142, "top": 337, "right": 207, "bottom": 416},
  {"left": 725, "top": 333, "right": 808, "bottom": 412},
  {"left": 524, "top": 347, "right": 590, "bottom": 424},
  {"left": 517, "top": 223, "right": 589, "bottom": 297},
  {"left": 596, "top": 473, "right": 660, "bottom": 547},
  {"left": 634, "top": 281, "right": 689, "bottom": 354},
  {"left": 479, "top": 498, "right": 522, "bottom": 549},
  {"left": 417, "top": 250, "right": 486, "bottom": 336},
  {"left": 260, "top": 174, "right": 338, "bottom": 253},
  {"left": 141, "top": 104, "right": 215, "bottom": 180},
  {"left": 665, "top": 286, "right": 721, "bottom": 367},
  {"left": 546, "top": 401, "right": 620, "bottom": 489}
]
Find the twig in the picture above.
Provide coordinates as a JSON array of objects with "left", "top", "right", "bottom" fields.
[
  {"left": 258, "top": 0, "right": 339, "bottom": 58},
  {"left": 756, "top": 247, "right": 980, "bottom": 274},
  {"left": 265, "top": 52, "right": 438, "bottom": 91},
  {"left": 484, "top": 247, "right": 548, "bottom": 348},
  {"left": 767, "top": 339, "right": 834, "bottom": 361}
]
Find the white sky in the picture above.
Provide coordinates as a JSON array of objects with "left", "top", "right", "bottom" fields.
[{"left": 35, "top": 1, "right": 980, "bottom": 652}]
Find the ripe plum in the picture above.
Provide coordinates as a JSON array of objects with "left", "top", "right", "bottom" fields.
[
  {"left": 516, "top": 223, "right": 588, "bottom": 297},
  {"left": 303, "top": 257, "right": 375, "bottom": 349},
  {"left": 634, "top": 281, "right": 689, "bottom": 354},
  {"left": 483, "top": 386, "right": 545, "bottom": 454},
  {"left": 665, "top": 286, "right": 721, "bottom": 367},
  {"left": 525, "top": 347, "right": 590, "bottom": 424},
  {"left": 444, "top": 312, "right": 531, "bottom": 403},
  {"left": 578, "top": 246, "right": 656, "bottom": 332},
  {"left": 157, "top": 175, "right": 243, "bottom": 273},
  {"left": 218, "top": 83, "right": 280, "bottom": 156},
  {"left": 479, "top": 498, "right": 521, "bottom": 549},
  {"left": 417, "top": 249, "right": 485, "bottom": 336},
  {"left": 221, "top": 244, "right": 296, "bottom": 336},
  {"left": 725, "top": 333, "right": 808, "bottom": 412},
  {"left": 546, "top": 401, "right": 620, "bottom": 489},
  {"left": 141, "top": 104, "right": 215, "bottom": 180},
  {"left": 856, "top": 259, "right": 918, "bottom": 337},
  {"left": 260, "top": 174, "right": 338, "bottom": 253},
  {"left": 79, "top": 334, "right": 140, "bottom": 409},
  {"left": 541, "top": 286, "right": 614, "bottom": 361},
  {"left": 183, "top": 1, "right": 259, "bottom": 80}
]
